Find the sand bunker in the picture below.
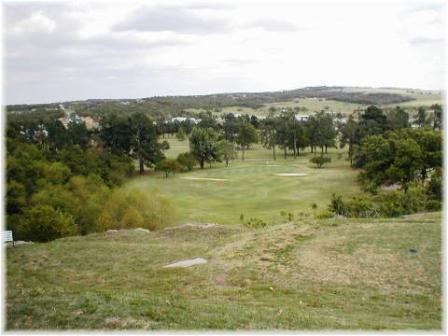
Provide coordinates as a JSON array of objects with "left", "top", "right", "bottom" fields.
[
  {"left": 275, "top": 173, "right": 308, "bottom": 177},
  {"left": 181, "top": 177, "right": 228, "bottom": 181},
  {"left": 163, "top": 258, "right": 207, "bottom": 268}
]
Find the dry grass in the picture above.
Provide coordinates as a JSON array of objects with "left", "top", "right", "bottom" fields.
[{"left": 6, "top": 213, "right": 441, "bottom": 330}]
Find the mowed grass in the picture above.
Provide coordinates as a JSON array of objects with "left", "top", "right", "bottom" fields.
[
  {"left": 127, "top": 138, "right": 361, "bottom": 225},
  {"left": 6, "top": 212, "right": 441, "bottom": 330}
]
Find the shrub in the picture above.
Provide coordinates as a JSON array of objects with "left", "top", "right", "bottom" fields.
[
  {"left": 329, "top": 194, "right": 346, "bottom": 216},
  {"left": 156, "top": 159, "right": 181, "bottom": 178},
  {"left": 310, "top": 155, "right": 331, "bottom": 168},
  {"left": 244, "top": 217, "right": 267, "bottom": 229},
  {"left": 426, "top": 200, "right": 442, "bottom": 211},
  {"left": 18, "top": 205, "right": 77, "bottom": 242},
  {"left": 96, "top": 189, "right": 175, "bottom": 231},
  {"left": 346, "top": 196, "right": 379, "bottom": 217},
  {"left": 177, "top": 152, "right": 196, "bottom": 171},
  {"left": 328, "top": 185, "right": 438, "bottom": 219}
]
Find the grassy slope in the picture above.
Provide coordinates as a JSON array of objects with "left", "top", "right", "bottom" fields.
[
  {"left": 126, "top": 139, "right": 361, "bottom": 225},
  {"left": 6, "top": 212, "right": 441, "bottom": 330},
  {"left": 185, "top": 90, "right": 442, "bottom": 117}
]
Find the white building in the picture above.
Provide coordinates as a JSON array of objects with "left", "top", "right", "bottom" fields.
[
  {"left": 170, "top": 117, "right": 200, "bottom": 124},
  {"left": 295, "top": 114, "right": 309, "bottom": 122}
]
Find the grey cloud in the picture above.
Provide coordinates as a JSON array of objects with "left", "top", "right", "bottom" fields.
[
  {"left": 112, "top": 5, "right": 231, "bottom": 34},
  {"left": 4, "top": 2, "right": 189, "bottom": 84}
]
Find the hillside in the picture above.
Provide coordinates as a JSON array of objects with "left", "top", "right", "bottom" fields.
[
  {"left": 6, "top": 212, "right": 441, "bottom": 330},
  {"left": 6, "top": 86, "right": 442, "bottom": 115}
]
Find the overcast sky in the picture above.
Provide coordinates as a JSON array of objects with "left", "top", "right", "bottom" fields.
[{"left": 2, "top": 0, "right": 445, "bottom": 104}]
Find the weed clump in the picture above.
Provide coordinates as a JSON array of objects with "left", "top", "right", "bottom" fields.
[{"left": 244, "top": 217, "right": 267, "bottom": 229}]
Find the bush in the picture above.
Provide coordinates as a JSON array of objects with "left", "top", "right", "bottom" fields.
[
  {"left": 18, "top": 205, "right": 77, "bottom": 242},
  {"left": 244, "top": 217, "right": 267, "bottom": 229},
  {"left": 329, "top": 194, "right": 346, "bottom": 216},
  {"left": 328, "top": 185, "right": 439, "bottom": 219},
  {"left": 177, "top": 152, "right": 196, "bottom": 171},
  {"left": 425, "top": 200, "right": 442, "bottom": 211},
  {"left": 310, "top": 155, "right": 331, "bottom": 168},
  {"left": 96, "top": 189, "right": 175, "bottom": 231},
  {"left": 156, "top": 159, "right": 181, "bottom": 178}
]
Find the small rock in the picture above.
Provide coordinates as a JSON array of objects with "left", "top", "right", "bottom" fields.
[
  {"left": 106, "top": 230, "right": 118, "bottom": 233},
  {"left": 409, "top": 248, "right": 418, "bottom": 253},
  {"left": 163, "top": 258, "right": 207, "bottom": 268},
  {"left": 134, "top": 228, "right": 150, "bottom": 233}
]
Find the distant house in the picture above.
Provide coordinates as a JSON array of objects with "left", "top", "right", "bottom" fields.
[
  {"left": 334, "top": 116, "right": 347, "bottom": 124},
  {"left": 58, "top": 114, "right": 99, "bottom": 129},
  {"left": 295, "top": 114, "right": 309, "bottom": 122},
  {"left": 170, "top": 117, "right": 200, "bottom": 124},
  {"left": 82, "top": 116, "right": 99, "bottom": 129}
]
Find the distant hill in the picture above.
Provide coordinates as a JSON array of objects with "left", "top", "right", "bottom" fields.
[{"left": 6, "top": 86, "right": 442, "bottom": 118}]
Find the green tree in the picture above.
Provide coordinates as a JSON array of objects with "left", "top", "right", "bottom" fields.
[
  {"left": 355, "top": 135, "right": 394, "bottom": 189},
  {"left": 294, "top": 122, "right": 309, "bottom": 156},
  {"left": 46, "top": 120, "right": 70, "bottom": 151},
  {"left": 307, "top": 111, "right": 335, "bottom": 154},
  {"left": 130, "top": 112, "right": 165, "bottom": 174},
  {"left": 387, "top": 106, "right": 409, "bottom": 130},
  {"left": 356, "top": 130, "right": 432, "bottom": 192},
  {"left": 339, "top": 115, "right": 358, "bottom": 167},
  {"left": 260, "top": 115, "right": 278, "bottom": 160},
  {"left": 223, "top": 113, "right": 239, "bottom": 141},
  {"left": 189, "top": 127, "right": 220, "bottom": 169},
  {"left": 310, "top": 155, "right": 331, "bottom": 168},
  {"left": 67, "top": 121, "right": 90, "bottom": 149},
  {"left": 176, "top": 127, "right": 186, "bottom": 141},
  {"left": 355, "top": 105, "right": 389, "bottom": 145},
  {"left": 408, "top": 128, "right": 442, "bottom": 183},
  {"left": 431, "top": 104, "right": 442, "bottom": 130},
  {"left": 416, "top": 106, "right": 427, "bottom": 128},
  {"left": 236, "top": 121, "right": 258, "bottom": 160},
  {"left": 218, "top": 139, "right": 236, "bottom": 166},
  {"left": 385, "top": 137, "right": 423, "bottom": 192},
  {"left": 99, "top": 113, "right": 133, "bottom": 155}
]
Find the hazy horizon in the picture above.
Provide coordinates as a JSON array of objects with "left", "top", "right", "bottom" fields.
[
  {"left": 3, "top": 0, "right": 445, "bottom": 105},
  {"left": 3, "top": 84, "right": 443, "bottom": 106}
]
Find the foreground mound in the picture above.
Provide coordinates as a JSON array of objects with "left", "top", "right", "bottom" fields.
[{"left": 6, "top": 213, "right": 441, "bottom": 330}]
